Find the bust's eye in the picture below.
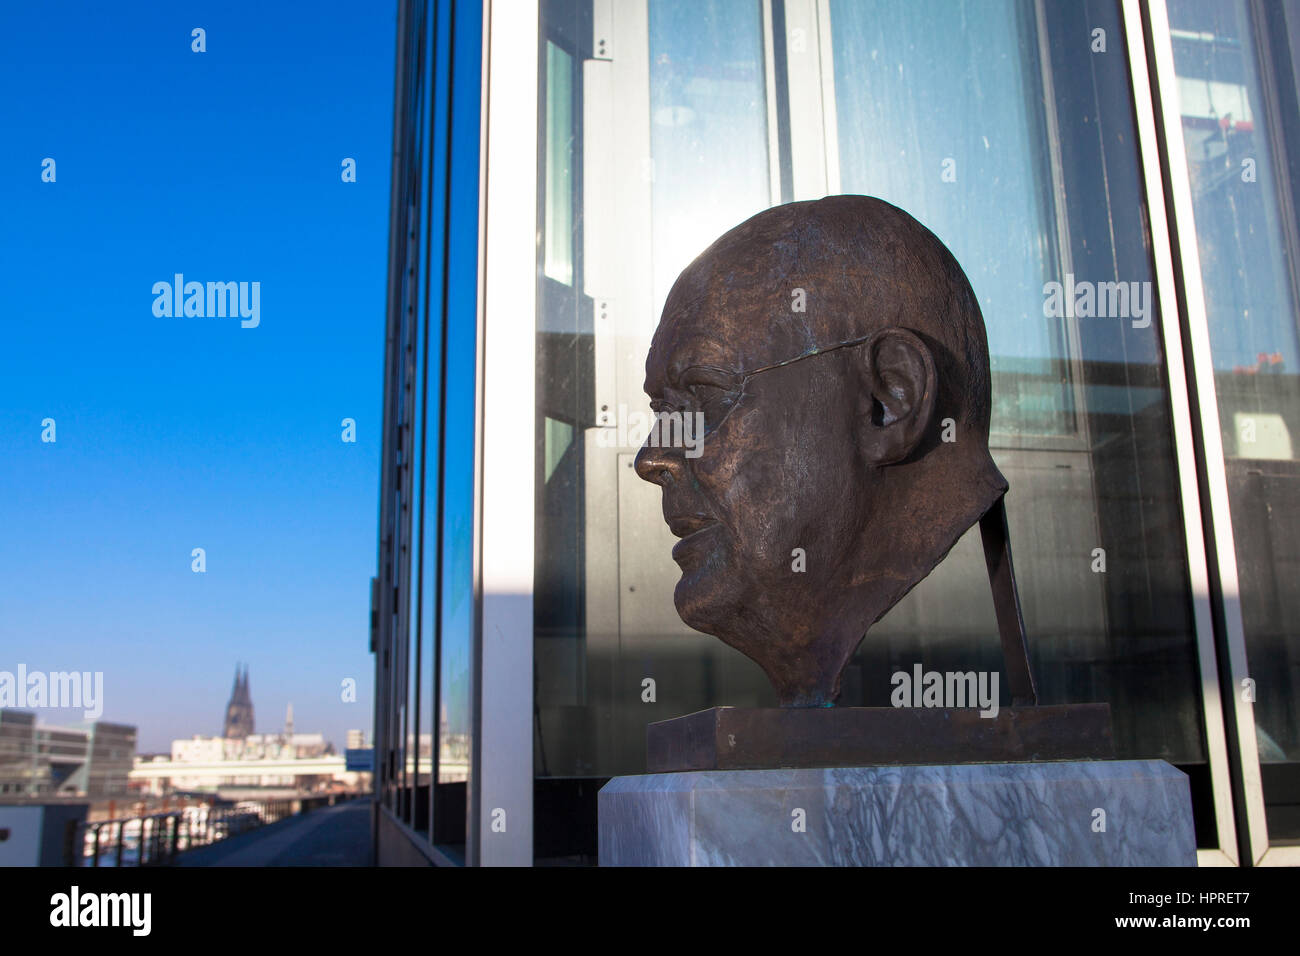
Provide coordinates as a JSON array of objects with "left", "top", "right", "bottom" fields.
[{"left": 687, "top": 382, "right": 728, "bottom": 407}]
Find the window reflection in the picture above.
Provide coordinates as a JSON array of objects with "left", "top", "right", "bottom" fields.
[
  {"left": 830, "top": 0, "right": 1069, "bottom": 438},
  {"left": 545, "top": 41, "right": 576, "bottom": 285},
  {"left": 649, "top": 0, "right": 771, "bottom": 314},
  {"left": 533, "top": 0, "right": 1220, "bottom": 859},
  {"left": 1169, "top": 0, "right": 1300, "bottom": 841},
  {"left": 825, "top": 0, "right": 1205, "bottom": 780}
]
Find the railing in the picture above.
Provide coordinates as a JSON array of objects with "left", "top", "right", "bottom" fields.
[{"left": 69, "top": 799, "right": 299, "bottom": 867}]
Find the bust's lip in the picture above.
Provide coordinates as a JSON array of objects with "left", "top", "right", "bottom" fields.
[{"left": 665, "top": 513, "right": 716, "bottom": 539}]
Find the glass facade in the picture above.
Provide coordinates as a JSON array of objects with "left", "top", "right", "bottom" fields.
[
  {"left": 374, "top": 0, "right": 1300, "bottom": 865},
  {"left": 1167, "top": 0, "right": 1300, "bottom": 844},
  {"left": 373, "top": 0, "right": 481, "bottom": 863},
  {"left": 829, "top": 0, "right": 1206, "bottom": 773},
  {"left": 532, "top": 0, "right": 1210, "bottom": 857}
]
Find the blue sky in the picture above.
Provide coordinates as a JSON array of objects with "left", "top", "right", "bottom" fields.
[{"left": 0, "top": 2, "right": 396, "bottom": 751}]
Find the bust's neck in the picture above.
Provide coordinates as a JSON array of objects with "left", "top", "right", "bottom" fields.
[
  {"left": 760, "top": 553, "right": 926, "bottom": 707},
  {"left": 761, "top": 456, "right": 1008, "bottom": 707}
]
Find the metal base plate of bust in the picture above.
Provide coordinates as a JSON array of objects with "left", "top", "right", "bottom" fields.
[{"left": 646, "top": 704, "right": 1114, "bottom": 773}]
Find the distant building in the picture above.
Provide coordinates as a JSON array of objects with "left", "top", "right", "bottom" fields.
[
  {"left": 134, "top": 677, "right": 358, "bottom": 795},
  {"left": 175, "top": 700, "right": 333, "bottom": 766},
  {"left": 346, "top": 729, "right": 367, "bottom": 749},
  {"left": 222, "top": 663, "right": 255, "bottom": 739},
  {"left": 172, "top": 735, "right": 224, "bottom": 764},
  {"left": 226, "top": 731, "right": 332, "bottom": 762},
  {"left": 0, "top": 710, "right": 136, "bottom": 798}
]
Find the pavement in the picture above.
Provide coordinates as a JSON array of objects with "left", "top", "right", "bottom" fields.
[{"left": 175, "top": 798, "right": 372, "bottom": 866}]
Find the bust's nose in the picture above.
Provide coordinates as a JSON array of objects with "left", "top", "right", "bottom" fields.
[{"left": 634, "top": 438, "right": 684, "bottom": 487}]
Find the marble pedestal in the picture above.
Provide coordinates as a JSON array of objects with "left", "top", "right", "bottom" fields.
[{"left": 598, "top": 760, "right": 1196, "bottom": 866}]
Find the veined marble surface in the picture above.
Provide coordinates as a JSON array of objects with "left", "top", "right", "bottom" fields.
[{"left": 599, "top": 761, "right": 1196, "bottom": 866}]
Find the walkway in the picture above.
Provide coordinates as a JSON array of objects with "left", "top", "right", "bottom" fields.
[{"left": 176, "top": 798, "right": 372, "bottom": 866}]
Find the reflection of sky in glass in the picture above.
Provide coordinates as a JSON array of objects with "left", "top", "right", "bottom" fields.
[
  {"left": 410, "top": 325, "right": 429, "bottom": 740},
  {"left": 544, "top": 41, "right": 575, "bottom": 286},
  {"left": 437, "top": 301, "right": 475, "bottom": 744},
  {"left": 440, "top": 509, "right": 473, "bottom": 738},
  {"left": 649, "top": 0, "right": 770, "bottom": 317},
  {"left": 829, "top": 0, "right": 1053, "bottom": 370},
  {"left": 438, "top": 3, "right": 482, "bottom": 749}
]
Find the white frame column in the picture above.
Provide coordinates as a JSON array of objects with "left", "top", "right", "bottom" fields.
[
  {"left": 475, "top": 0, "right": 539, "bottom": 867},
  {"left": 1123, "top": 0, "right": 1246, "bottom": 867},
  {"left": 1136, "top": 0, "right": 1288, "bottom": 866}
]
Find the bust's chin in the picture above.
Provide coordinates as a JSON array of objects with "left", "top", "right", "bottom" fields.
[
  {"left": 672, "top": 562, "right": 775, "bottom": 655},
  {"left": 672, "top": 569, "right": 736, "bottom": 637},
  {"left": 669, "top": 526, "right": 738, "bottom": 627}
]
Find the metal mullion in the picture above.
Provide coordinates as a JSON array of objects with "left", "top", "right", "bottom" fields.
[
  {"left": 394, "top": 0, "right": 431, "bottom": 821},
  {"left": 1250, "top": 0, "right": 1300, "bottom": 342},
  {"left": 761, "top": 0, "right": 785, "bottom": 205},
  {"left": 431, "top": 0, "right": 457, "bottom": 848},
  {"left": 1145, "top": 0, "right": 1279, "bottom": 865},
  {"left": 1030, "top": 0, "right": 1094, "bottom": 459},
  {"left": 813, "top": 0, "right": 840, "bottom": 194},
  {"left": 783, "top": 0, "right": 830, "bottom": 198},
  {"left": 427, "top": 0, "right": 450, "bottom": 849},
  {"left": 477, "top": 0, "right": 537, "bottom": 865},
  {"left": 410, "top": 0, "right": 444, "bottom": 840},
  {"left": 397, "top": 6, "right": 430, "bottom": 820},
  {"left": 1244, "top": 0, "right": 1300, "bottom": 868},
  {"left": 378, "top": 0, "right": 418, "bottom": 818},
  {"left": 1129, "top": 0, "right": 1261, "bottom": 864}
]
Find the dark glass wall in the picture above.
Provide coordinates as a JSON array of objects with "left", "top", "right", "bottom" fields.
[
  {"left": 1168, "top": 0, "right": 1300, "bottom": 844},
  {"left": 374, "top": 0, "right": 481, "bottom": 863},
  {"left": 532, "top": 0, "right": 1225, "bottom": 862}
]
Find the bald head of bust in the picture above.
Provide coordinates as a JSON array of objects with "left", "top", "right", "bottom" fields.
[{"left": 634, "top": 195, "right": 1007, "bottom": 707}]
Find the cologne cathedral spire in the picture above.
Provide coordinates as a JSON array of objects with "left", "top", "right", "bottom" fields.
[{"left": 223, "top": 663, "right": 255, "bottom": 739}]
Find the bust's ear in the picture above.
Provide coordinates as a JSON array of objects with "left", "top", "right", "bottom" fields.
[{"left": 854, "top": 327, "right": 937, "bottom": 466}]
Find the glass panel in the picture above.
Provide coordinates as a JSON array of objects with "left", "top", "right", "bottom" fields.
[
  {"left": 1168, "top": 0, "right": 1300, "bottom": 843},
  {"left": 824, "top": 0, "right": 1208, "bottom": 813},
  {"left": 545, "top": 41, "right": 576, "bottom": 285},
  {"left": 433, "top": 0, "right": 480, "bottom": 860},
  {"left": 406, "top": 236, "right": 425, "bottom": 826},
  {"left": 830, "top": 0, "right": 1069, "bottom": 438},
  {"left": 535, "top": 5, "right": 600, "bottom": 845},
  {"left": 535, "top": 1, "right": 775, "bottom": 822},
  {"left": 532, "top": 0, "right": 1218, "bottom": 858},
  {"left": 649, "top": 0, "right": 771, "bottom": 313}
]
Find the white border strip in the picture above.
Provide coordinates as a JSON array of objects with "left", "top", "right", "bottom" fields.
[
  {"left": 476, "top": 0, "right": 538, "bottom": 866},
  {"left": 1141, "top": 0, "right": 1269, "bottom": 864},
  {"left": 1123, "top": 0, "right": 1242, "bottom": 864}
]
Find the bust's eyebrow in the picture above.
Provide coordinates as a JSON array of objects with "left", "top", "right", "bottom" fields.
[
  {"left": 664, "top": 334, "right": 736, "bottom": 377},
  {"left": 678, "top": 363, "right": 743, "bottom": 383}
]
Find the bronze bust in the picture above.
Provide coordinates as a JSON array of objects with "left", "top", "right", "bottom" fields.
[{"left": 634, "top": 195, "right": 1010, "bottom": 708}]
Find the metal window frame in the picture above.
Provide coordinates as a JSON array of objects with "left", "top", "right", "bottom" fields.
[
  {"left": 474, "top": 0, "right": 539, "bottom": 866},
  {"left": 376, "top": 0, "right": 423, "bottom": 833},
  {"left": 469, "top": 0, "right": 1288, "bottom": 866},
  {"left": 1136, "top": 0, "right": 1300, "bottom": 866},
  {"left": 1123, "top": 0, "right": 1244, "bottom": 866},
  {"left": 375, "top": 0, "right": 494, "bottom": 865},
  {"left": 793, "top": 0, "right": 1245, "bottom": 863},
  {"left": 783, "top": 0, "right": 839, "bottom": 198},
  {"left": 806, "top": 0, "right": 1095, "bottom": 453}
]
